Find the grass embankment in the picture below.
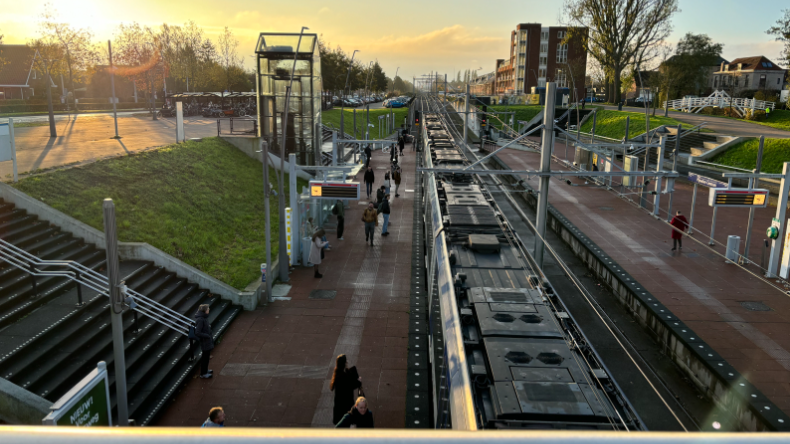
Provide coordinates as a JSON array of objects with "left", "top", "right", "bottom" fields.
[
  {"left": 580, "top": 109, "right": 712, "bottom": 140},
  {"left": 488, "top": 105, "right": 544, "bottom": 130},
  {"left": 323, "top": 108, "right": 410, "bottom": 139},
  {"left": 711, "top": 138, "right": 790, "bottom": 174},
  {"left": 14, "top": 137, "right": 305, "bottom": 289},
  {"left": 739, "top": 109, "right": 790, "bottom": 132}
]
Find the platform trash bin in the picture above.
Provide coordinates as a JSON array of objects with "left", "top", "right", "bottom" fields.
[{"left": 725, "top": 235, "right": 741, "bottom": 263}]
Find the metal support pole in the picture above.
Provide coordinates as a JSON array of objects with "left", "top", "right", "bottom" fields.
[
  {"left": 75, "top": 271, "right": 84, "bottom": 306},
  {"left": 709, "top": 207, "right": 718, "bottom": 246},
  {"left": 653, "top": 137, "right": 666, "bottom": 216},
  {"left": 689, "top": 183, "right": 698, "bottom": 236},
  {"left": 289, "top": 153, "right": 299, "bottom": 266},
  {"left": 624, "top": 116, "right": 630, "bottom": 141},
  {"left": 444, "top": 74, "right": 447, "bottom": 102},
  {"left": 332, "top": 131, "right": 338, "bottom": 166},
  {"left": 464, "top": 84, "right": 470, "bottom": 143},
  {"left": 103, "top": 199, "right": 128, "bottom": 427},
  {"left": 767, "top": 162, "right": 790, "bottom": 277},
  {"left": 534, "top": 82, "right": 556, "bottom": 269},
  {"left": 743, "top": 136, "right": 765, "bottom": 262},
  {"left": 666, "top": 124, "right": 682, "bottom": 221},
  {"left": 261, "top": 139, "right": 273, "bottom": 299},
  {"left": 590, "top": 110, "right": 597, "bottom": 144},
  {"left": 9, "top": 118, "right": 17, "bottom": 183},
  {"left": 108, "top": 41, "right": 119, "bottom": 139},
  {"left": 28, "top": 263, "right": 38, "bottom": 297}
]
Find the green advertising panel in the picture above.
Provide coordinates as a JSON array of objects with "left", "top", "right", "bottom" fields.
[{"left": 43, "top": 361, "right": 112, "bottom": 426}]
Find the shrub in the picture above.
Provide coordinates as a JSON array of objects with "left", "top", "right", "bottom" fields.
[{"left": 744, "top": 109, "right": 766, "bottom": 121}]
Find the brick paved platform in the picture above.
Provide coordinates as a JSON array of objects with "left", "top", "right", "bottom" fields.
[
  {"left": 155, "top": 145, "right": 415, "bottom": 428},
  {"left": 501, "top": 140, "right": 790, "bottom": 414}
]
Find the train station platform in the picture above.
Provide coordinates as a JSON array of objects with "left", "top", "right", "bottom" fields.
[
  {"left": 499, "top": 141, "right": 790, "bottom": 416},
  {"left": 156, "top": 145, "right": 417, "bottom": 428}
]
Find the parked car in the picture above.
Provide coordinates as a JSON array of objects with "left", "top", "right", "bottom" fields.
[{"left": 583, "top": 97, "right": 599, "bottom": 102}]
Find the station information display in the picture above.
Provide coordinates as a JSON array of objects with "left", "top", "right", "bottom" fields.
[
  {"left": 309, "top": 181, "right": 360, "bottom": 200},
  {"left": 708, "top": 188, "right": 769, "bottom": 208}
]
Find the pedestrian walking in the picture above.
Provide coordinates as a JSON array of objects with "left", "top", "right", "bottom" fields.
[
  {"left": 376, "top": 186, "right": 386, "bottom": 206},
  {"left": 670, "top": 210, "right": 689, "bottom": 251},
  {"left": 362, "top": 202, "right": 378, "bottom": 246},
  {"left": 331, "top": 354, "right": 362, "bottom": 425},
  {"left": 393, "top": 167, "right": 402, "bottom": 198},
  {"left": 364, "top": 145, "right": 372, "bottom": 168},
  {"left": 383, "top": 172, "right": 391, "bottom": 196},
  {"left": 335, "top": 397, "right": 374, "bottom": 429},
  {"left": 333, "top": 199, "right": 345, "bottom": 240},
  {"left": 194, "top": 304, "right": 214, "bottom": 379},
  {"left": 363, "top": 167, "right": 375, "bottom": 199},
  {"left": 390, "top": 140, "right": 398, "bottom": 164},
  {"left": 380, "top": 195, "right": 391, "bottom": 236},
  {"left": 398, "top": 134, "right": 405, "bottom": 156},
  {"left": 309, "top": 229, "right": 328, "bottom": 278},
  {"left": 201, "top": 407, "right": 225, "bottom": 427}
]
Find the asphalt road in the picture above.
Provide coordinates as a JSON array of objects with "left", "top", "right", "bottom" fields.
[{"left": 599, "top": 104, "right": 789, "bottom": 138}]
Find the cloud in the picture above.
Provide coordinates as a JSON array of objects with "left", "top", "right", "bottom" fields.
[
  {"left": 319, "top": 7, "right": 330, "bottom": 14},
  {"left": 361, "top": 25, "right": 504, "bottom": 57}
]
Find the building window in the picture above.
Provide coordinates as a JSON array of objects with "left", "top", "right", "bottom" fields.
[
  {"left": 539, "top": 56, "right": 547, "bottom": 66},
  {"left": 557, "top": 30, "right": 566, "bottom": 39},
  {"left": 538, "top": 68, "right": 546, "bottom": 78},
  {"left": 555, "top": 68, "right": 567, "bottom": 88},
  {"left": 714, "top": 77, "right": 718, "bottom": 87},
  {"left": 779, "top": 77, "right": 782, "bottom": 85},
  {"left": 759, "top": 74, "right": 766, "bottom": 87},
  {"left": 556, "top": 44, "right": 568, "bottom": 63},
  {"left": 744, "top": 75, "right": 749, "bottom": 87},
  {"left": 540, "top": 31, "right": 548, "bottom": 41},
  {"left": 539, "top": 43, "right": 548, "bottom": 53}
]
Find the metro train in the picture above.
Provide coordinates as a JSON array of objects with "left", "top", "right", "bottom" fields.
[{"left": 418, "top": 109, "right": 643, "bottom": 430}]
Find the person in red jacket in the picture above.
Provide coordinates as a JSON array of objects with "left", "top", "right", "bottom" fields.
[{"left": 670, "top": 210, "right": 689, "bottom": 251}]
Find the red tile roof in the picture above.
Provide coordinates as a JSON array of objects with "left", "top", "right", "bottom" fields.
[
  {"left": 0, "top": 45, "right": 36, "bottom": 87},
  {"left": 727, "top": 56, "right": 784, "bottom": 71}
]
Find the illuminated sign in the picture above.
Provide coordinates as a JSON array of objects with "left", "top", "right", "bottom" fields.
[
  {"left": 308, "top": 181, "right": 360, "bottom": 200},
  {"left": 708, "top": 188, "right": 769, "bottom": 208}
]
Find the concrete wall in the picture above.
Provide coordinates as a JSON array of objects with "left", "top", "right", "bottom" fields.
[
  {"left": 488, "top": 154, "right": 787, "bottom": 431},
  {"left": 0, "top": 377, "right": 50, "bottom": 425},
  {"left": 0, "top": 182, "right": 266, "bottom": 311},
  {"left": 220, "top": 136, "right": 313, "bottom": 181}
]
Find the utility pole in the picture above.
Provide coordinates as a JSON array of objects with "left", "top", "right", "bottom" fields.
[
  {"left": 44, "top": 60, "right": 57, "bottom": 138},
  {"left": 464, "top": 84, "right": 470, "bottom": 143},
  {"left": 262, "top": 139, "right": 273, "bottom": 301},
  {"left": 534, "top": 82, "right": 556, "bottom": 268},
  {"left": 103, "top": 199, "right": 128, "bottom": 426},
  {"left": 768, "top": 162, "right": 790, "bottom": 277},
  {"left": 666, "top": 124, "right": 681, "bottom": 220},
  {"left": 743, "top": 136, "right": 765, "bottom": 262},
  {"left": 108, "top": 41, "right": 119, "bottom": 139}
]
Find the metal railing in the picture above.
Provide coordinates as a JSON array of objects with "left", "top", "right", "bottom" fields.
[
  {"left": 0, "top": 239, "right": 193, "bottom": 336},
  {"left": 664, "top": 95, "right": 775, "bottom": 114},
  {"left": 216, "top": 118, "right": 258, "bottom": 136}
]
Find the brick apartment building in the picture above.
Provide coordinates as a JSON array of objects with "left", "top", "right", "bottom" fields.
[{"left": 494, "top": 23, "right": 588, "bottom": 100}]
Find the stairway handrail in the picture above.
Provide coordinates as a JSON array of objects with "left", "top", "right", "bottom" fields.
[{"left": 0, "top": 239, "right": 193, "bottom": 336}]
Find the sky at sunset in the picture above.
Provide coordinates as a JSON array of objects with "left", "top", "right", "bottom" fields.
[{"left": 1, "top": 0, "right": 787, "bottom": 80}]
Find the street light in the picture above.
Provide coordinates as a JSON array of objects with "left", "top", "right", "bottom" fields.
[
  {"left": 277, "top": 25, "right": 309, "bottom": 282},
  {"left": 340, "top": 49, "right": 359, "bottom": 138}
]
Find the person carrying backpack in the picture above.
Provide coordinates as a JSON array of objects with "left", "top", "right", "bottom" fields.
[
  {"left": 383, "top": 172, "right": 391, "bottom": 196},
  {"left": 362, "top": 202, "right": 378, "bottom": 246},
  {"left": 379, "top": 194, "right": 391, "bottom": 236},
  {"left": 194, "top": 304, "right": 214, "bottom": 379},
  {"left": 333, "top": 200, "right": 345, "bottom": 240},
  {"left": 376, "top": 186, "right": 385, "bottom": 206},
  {"left": 363, "top": 167, "right": 375, "bottom": 199},
  {"left": 393, "top": 167, "right": 402, "bottom": 198}
]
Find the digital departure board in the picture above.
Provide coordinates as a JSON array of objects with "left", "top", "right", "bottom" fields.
[
  {"left": 309, "top": 181, "right": 360, "bottom": 200},
  {"left": 708, "top": 188, "right": 769, "bottom": 208}
]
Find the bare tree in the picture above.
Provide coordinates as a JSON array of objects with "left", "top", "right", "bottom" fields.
[
  {"left": 217, "top": 26, "right": 239, "bottom": 92},
  {"left": 28, "top": 37, "right": 64, "bottom": 137},
  {"left": 39, "top": 3, "right": 97, "bottom": 112},
  {"left": 564, "top": 0, "right": 679, "bottom": 103}
]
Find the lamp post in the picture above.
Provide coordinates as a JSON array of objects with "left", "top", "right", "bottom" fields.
[
  {"left": 145, "top": 42, "right": 158, "bottom": 121},
  {"left": 278, "top": 26, "right": 309, "bottom": 282},
  {"left": 340, "top": 49, "right": 359, "bottom": 141},
  {"left": 390, "top": 67, "right": 399, "bottom": 136},
  {"left": 363, "top": 61, "right": 374, "bottom": 140}
]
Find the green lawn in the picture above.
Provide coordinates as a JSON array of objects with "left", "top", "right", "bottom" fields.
[
  {"left": 711, "top": 138, "right": 790, "bottom": 174},
  {"left": 739, "top": 109, "right": 790, "bottom": 132},
  {"left": 580, "top": 109, "right": 711, "bottom": 140},
  {"left": 488, "top": 105, "right": 544, "bottom": 130},
  {"left": 13, "top": 137, "right": 305, "bottom": 289},
  {"left": 323, "top": 108, "right": 410, "bottom": 139}
]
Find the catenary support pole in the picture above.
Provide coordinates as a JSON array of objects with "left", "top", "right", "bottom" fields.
[
  {"left": 464, "top": 84, "right": 470, "bottom": 144},
  {"left": 767, "top": 162, "right": 790, "bottom": 277},
  {"left": 653, "top": 137, "right": 666, "bottom": 216},
  {"left": 262, "top": 139, "right": 273, "bottom": 300},
  {"left": 666, "top": 124, "right": 682, "bottom": 221},
  {"left": 689, "top": 183, "right": 698, "bottom": 236},
  {"left": 590, "top": 110, "right": 597, "bottom": 144},
  {"left": 743, "top": 136, "right": 765, "bottom": 263},
  {"left": 624, "top": 116, "right": 630, "bottom": 142},
  {"left": 103, "top": 199, "right": 128, "bottom": 427},
  {"left": 709, "top": 207, "right": 718, "bottom": 246},
  {"left": 108, "top": 41, "right": 119, "bottom": 138},
  {"left": 289, "top": 153, "right": 299, "bottom": 266},
  {"left": 534, "top": 82, "right": 556, "bottom": 268}
]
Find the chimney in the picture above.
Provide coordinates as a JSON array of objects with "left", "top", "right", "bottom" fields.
[{"left": 720, "top": 61, "right": 725, "bottom": 72}]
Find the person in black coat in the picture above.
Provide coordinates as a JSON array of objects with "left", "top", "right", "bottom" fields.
[
  {"left": 364, "top": 145, "right": 372, "bottom": 168},
  {"left": 194, "top": 304, "right": 214, "bottom": 379},
  {"left": 398, "top": 135, "right": 405, "bottom": 156},
  {"left": 335, "top": 397, "right": 374, "bottom": 428},
  {"left": 331, "top": 354, "right": 362, "bottom": 424},
  {"left": 363, "top": 167, "right": 375, "bottom": 199}
]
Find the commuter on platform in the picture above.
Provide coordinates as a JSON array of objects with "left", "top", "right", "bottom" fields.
[
  {"left": 390, "top": 140, "right": 398, "bottom": 164},
  {"left": 335, "top": 397, "right": 374, "bottom": 428},
  {"left": 398, "top": 135, "right": 405, "bottom": 156},
  {"left": 201, "top": 407, "right": 225, "bottom": 427},
  {"left": 383, "top": 172, "right": 391, "bottom": 196},
  {"left": 670, "top": 210, "right": 689, "bottom": 251},
  {"left": 309, "top": 229, "right": 328, "bottom": 278},
  {"left": 362, "top": 202, "right": 378, "bottom": 246},
  {"left": 380, "top": 194, "right": 391, "bottom": 237},
  {"left": 393, "top": 166, "right": 402, "bottom": 198},
  {"left": 331, "top": 354, "right": 363, "bottom": 425},
  {"left": 333, "top": 199, "right": 345, "bottom": 240},
  {"left": 364, "top": 145, "right": 372, "bottom": 168},
  {"left": 364, "top": 167, "right": 375, "bottom": 199},
  {"left": 194, "top": 304, "right": 214, "bottom": 379},
  {"left": 376, "top": 186, "right": 386, "bottom": 206},
  {"left": 306, "top": 217, "right": 330, "bottom": 251}
]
